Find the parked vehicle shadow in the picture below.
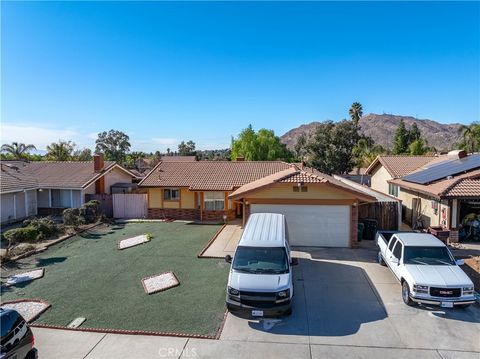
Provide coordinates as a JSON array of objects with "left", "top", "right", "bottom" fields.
[
  {"left": 247, "top": 258, "right": 387, "bottom": 337},
  {"left": 415, "top": 303, "right": 480, "bottom": 323},
  {"left": 295, "top": 241, "right": 379, "bottom": 264}
]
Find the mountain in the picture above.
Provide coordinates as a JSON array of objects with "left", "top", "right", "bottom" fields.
[{"left": 280, "top": 113, "right": 463, "bottom": 151}]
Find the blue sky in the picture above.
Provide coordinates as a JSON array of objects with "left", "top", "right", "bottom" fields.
[{"left": 1, "top": 1, "right": 479, "bottom": 152}]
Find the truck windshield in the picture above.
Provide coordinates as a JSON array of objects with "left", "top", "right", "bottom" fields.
[
  {"left": 233, "top": 246, "right": 289, "bottom": 274},
  {"left": 403, "top": 246, "right": 455, "bottom": 265}
]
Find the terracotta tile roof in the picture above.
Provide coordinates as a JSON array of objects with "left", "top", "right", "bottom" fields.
[
  {"left": 160, "top": 156, "right": 197, "bottom": 162},
  {"left": 443, "top": 179, "right": 480, "bottom": 198},
  {"left": 139, "top": 161, "right": 295, "bottom": 191},
  {"left": 390, "top": 169, "right": 480, "bottom": 199},
  {"left": 1, "top": 162, "right": 38, "bottom": 193},
  {"left": 229, "top": 166, "right": 376, "bottom": 201},
  {"left": 366, "top": 155, "right": 437, "bottom": 178}
]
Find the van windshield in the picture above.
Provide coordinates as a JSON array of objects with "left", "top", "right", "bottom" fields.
[{"left": 232, "top": 246, "right": 289, "bottom": 274}]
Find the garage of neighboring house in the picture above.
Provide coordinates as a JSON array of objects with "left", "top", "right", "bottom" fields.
[{"left": 229, "top": 167, "right": 375, "bottom": 248}]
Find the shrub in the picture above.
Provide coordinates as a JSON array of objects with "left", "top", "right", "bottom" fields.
[
  {"left": 23, "top": 217, "right": 61, "bottom": 240},
  {"left": 145, "top": 233, "right": 153, "bottom": 241},
  {"left": 63, "top": 208, "right": 83, "bottom": 226},
  {"left": 82, "top": 200, "right": 101, "bottom": 223},
  {"left": 4, "top": 227, "right": 39, "bottom": 245}
]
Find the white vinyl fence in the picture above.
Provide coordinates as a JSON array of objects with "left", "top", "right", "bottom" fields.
[{"left": 112, "top": 194, "right": 147, "bottom": 219}]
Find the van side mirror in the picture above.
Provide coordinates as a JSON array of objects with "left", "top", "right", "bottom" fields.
[
  {"left": 455, "top": 259, "right": 465, "bottom": 266},
  {"left": 225, "top": 255, "right": 232, "bottom": 263}
]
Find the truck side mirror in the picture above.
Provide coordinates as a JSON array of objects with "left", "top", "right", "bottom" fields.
[
  {"left": 225, "top": 255, "right": 232, "bottom": 263},
  {"left": 455, "top": 259, "right": 465, "bottom": 266}
]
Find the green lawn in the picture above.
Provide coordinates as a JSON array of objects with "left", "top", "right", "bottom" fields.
[{"left": 1, "top": 222, "right": 229, "bottom": 337}]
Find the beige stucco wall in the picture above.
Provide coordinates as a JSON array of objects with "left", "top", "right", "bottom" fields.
[
  {"left": 181, "top": 188, "right": 195, "bottom": 209},
  {"left": 398, "top": 189, "right": 450, "bottom": 228},
  {"left": 104, "top": 167, "right": 133, "bottom": 195},
  {"left": 1, "top": 193, "right": 15, "bottom": 223},
  {"left": 370, "top": 165, "right": 392, "bottom": 194},
  {"left": 245, "top": 183, "right": 356, "bottom": 200},
  {"left": 148, "top": 188, "right": 163, "bottom": 208}
]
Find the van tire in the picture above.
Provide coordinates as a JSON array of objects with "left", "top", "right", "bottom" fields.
[
  {"left": 402, "top": 281, "right": 415, "bottom": 306},
  {"left": 378, "top": 252, "right": 386, "bottom": 266}
]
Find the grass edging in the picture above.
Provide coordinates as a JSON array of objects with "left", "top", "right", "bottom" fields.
[
  {"left": 197, "top": 224, "right": 227, "bottom": 259},
  {"left": 30, "top": 309, "right": 229, "bottom": 340}
]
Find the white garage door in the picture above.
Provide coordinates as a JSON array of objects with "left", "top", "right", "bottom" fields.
[{"left": 251, "top": 204, "right": 350, "bottom": 247}]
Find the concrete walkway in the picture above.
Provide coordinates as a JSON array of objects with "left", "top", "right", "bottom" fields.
[
  {"left": 201, "top": 220, "right": 243, "bottom": 258},
  {"left": 32, "top": 327, "right": 479, "bottom": 359}
]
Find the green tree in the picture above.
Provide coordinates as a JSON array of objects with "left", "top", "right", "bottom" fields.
[
  {"left": 1, "top": 142, "right": 37, "bottom": 160},
  {"left": 353, "top": 138, "right": 385, "bottom": 169},
  {"left": 178, "top": 140, "right": 196, "bottom": 156},
  {"left": 349, "top": 102, "right": 363, "bottom": 127},
  {"left": 46, "top": 140, "right": 75, "bottom": 161},
  {"left": 299, "top": 120, "right": 360, "bottom": 174},
  {"left": 125, "top": 151, "right": 146, "bottom": 169},
  {"left": 393, "top": 119, "right": 410, "bottom": 154},
  {"left": 73, "top": 148, "right": 93, "bottom": 161},
  {"left": 409, "top": 138, "right": 428, "bottom": 155},
  {"left": 458, "top": 123, "right": 480, "bottom": 153},
  {"left": 231, "top": 125, "right": 292, "bottom": 161},
  {"left": 95, "top": 130, "right": 131, "bottom": 162},
  {"left": 409, "top": 123, "right": 421, "bottom": 143}
]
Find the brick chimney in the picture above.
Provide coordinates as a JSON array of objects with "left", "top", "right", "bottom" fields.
[{"left": 94, "top": 154, "right": 105, "bottom": 172}]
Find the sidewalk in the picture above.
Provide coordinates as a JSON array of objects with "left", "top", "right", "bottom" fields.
[
  {"left": 201, "top": 220, "right": 243, "bottom": 258},
  {"left": 32, "top": 327, "right": 478, "bottom": 359}
]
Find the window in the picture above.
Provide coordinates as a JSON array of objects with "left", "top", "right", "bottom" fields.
[
  {"left": 388, "top": 238, "right": 397, "bottom": 251},
  {"left": 388, "top": 184, "right": 399, "bottom": 197},
  {"left": 301, "top": 186, "right": 308, "bottom": 192},
  {"left": 204, "top": 192, "right": 224, "bottom": 211},
  {"left": 164, "top": 188, "right": 180, "bottom": 201},
  {"left": 293, "top": 186, "right": 308, "bottom": 192},
  {"left": 393, "top": 242, "right": 403, "bottom": 259}
]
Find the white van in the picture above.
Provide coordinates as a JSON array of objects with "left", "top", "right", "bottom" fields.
[{"left": 225, "top": 213, "right": 293, "bottom": 317}]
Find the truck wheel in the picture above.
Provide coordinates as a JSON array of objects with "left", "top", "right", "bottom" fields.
[
  {"left": 378, "top": 252, "right": 386, "bottom": 266},
  {"left": 402, "top": 281, "right": 415, "bottom": 306}
]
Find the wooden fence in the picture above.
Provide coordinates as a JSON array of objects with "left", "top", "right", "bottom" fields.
[
  {"left": 85, "top": 194, "right": 113, "bottom": 218},
  {"left": 358, "top": 201, "right": 399, "bottom": 231},
  {"left": 112, "top": 194, "right": 148, "bottom": 219}
]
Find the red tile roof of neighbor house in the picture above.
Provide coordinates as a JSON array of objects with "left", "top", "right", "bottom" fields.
[
  {"left": 228, "top": 166, "right": 376, "bottom": 201},
  {"left": 160, "top": 156, "right": 197, "bottom": 162},
  {"left": 390, "top": 169, "right": 480, "bottom": 199},
  {"left": 139, "top": 161, "right": 295, "bottom": 190},
  {"left": 366, "top": 155, "right": 437, "bottom": 178},
  {"left": 0, "top": 162, "right": 38, "bottom": 194}
]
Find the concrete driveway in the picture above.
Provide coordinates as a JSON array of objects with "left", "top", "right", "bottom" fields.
[{"left": 221, "top": 241, "right": 480, "bottom": 353}]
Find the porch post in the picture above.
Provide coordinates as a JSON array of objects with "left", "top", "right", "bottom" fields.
[
  {"left": 70, "top": 189, "right": 74, "bottom": 208},
  {"left": 13, "top": 194, "right": 17, "bottom": 220},
  {"left": 80, "top": 190, "right": 85, "bottom": 206},
  {"left": 24, "top": 190, "right": 29, "bottom": 217},
  {"left": 48, "top": 189, "right": 52, "bottom": 208},
  {"left": 200, "top": 192, "right": 204, "bottom": 221},
  {"left": 451, "top": 199, "right": 458, "bottom": 228}
]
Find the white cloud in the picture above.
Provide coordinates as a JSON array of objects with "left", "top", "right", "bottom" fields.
[{"left": 0, "top": 123, "right": 86, "bottom": 150}]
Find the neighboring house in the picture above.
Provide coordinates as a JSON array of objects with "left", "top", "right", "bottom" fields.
[
  {"left": 337, "top": 168, "right": 371, "bottom": 186},
  {"left": 1, "top": 156, "right": 137, "bottom": 218},
  {"left": 1, "top": 163, "right": 39, "bottom": 224},
  {"left": 139, "top": 161, "right": 375, "bottom": 247},
  {"left": 366, "top": 151, "right": 480, "bottom": 242}
]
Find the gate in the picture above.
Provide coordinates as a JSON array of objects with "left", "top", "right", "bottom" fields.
[
  {"left": 85, "top": 194, "right": 113, "bottom": 217},
  {"left": 113, "top": 194, "right": 148, "bottom": 219},
  {"left": 358, "top": 201, "right": 399, "bottom": 230}
]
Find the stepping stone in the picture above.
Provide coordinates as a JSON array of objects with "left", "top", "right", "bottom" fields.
[
  {"left": 6, "top": 268, "right": 44, "bottom": 286},
  {"left": 118, "top": 235, "right": 151, "bottom": 250},
  {"left": 67, "top": 317, "right": 86, "bottom": 328},
  {"left": 1, "top": 299, "right": 50, "bottom": 322},
  {"left": 141, "top": 272, "right": 179, "bottom": 295}
]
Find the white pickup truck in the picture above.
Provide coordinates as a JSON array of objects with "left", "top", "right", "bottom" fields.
[{"left": 376, "top": 231, "right": 476, "bottom": 308}]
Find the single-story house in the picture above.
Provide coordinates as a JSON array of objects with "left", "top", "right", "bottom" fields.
[
  {"left": 366, "top": 151, "right": 480, "bottom": 242},
  {"left": 1, "top": 163, "right": 39, "bottom": 224},
  {"left": 1, "top": 156, "right": 137, "bottom": 220},
  {"left": 139, "top": 161, "right": 376, "bottom": 247}
]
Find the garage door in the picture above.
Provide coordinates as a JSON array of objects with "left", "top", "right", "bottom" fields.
[{"left": 250, "top": 204, "right": 350, "bottom": 247}]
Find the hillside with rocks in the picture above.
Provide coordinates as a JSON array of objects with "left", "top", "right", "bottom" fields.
[{"left": 280, "top": 113, "right": 463, "bottom": 151}]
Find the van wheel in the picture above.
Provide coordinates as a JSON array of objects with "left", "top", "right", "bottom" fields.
[
  {"left": 402, "top": 281, "right": 415, "bottom": 306},
  {"left": 378, "top": 252, "right": 386, "bottom": 266}
]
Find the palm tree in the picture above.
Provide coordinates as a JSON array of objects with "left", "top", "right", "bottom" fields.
[
  {"left": 349, "top": 102, "right": 363, "bottom": 127},
  {"left": 1, "top": 142, "right": 36, "bottom": 159},
  {"left": 458, "top": 123, "right": 480, "bottom": 153},
  {"left": 46, "top": 140, "right": 75, "bottom": 161}
]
